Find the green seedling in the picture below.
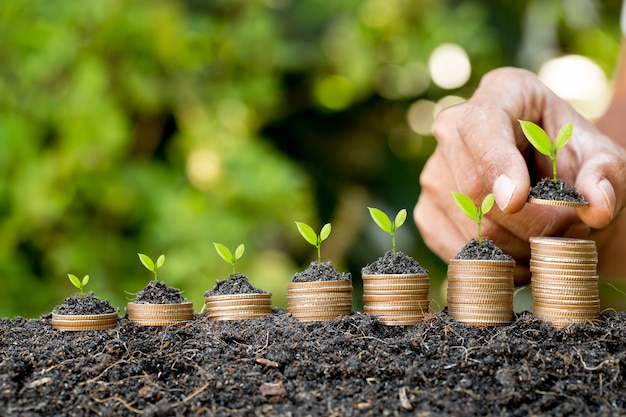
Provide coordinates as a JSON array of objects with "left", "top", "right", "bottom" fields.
[
  {"left": 138, "top": 253, "right": 165, "bottom": 281},
  {"left": 68, "top": 274, "right": 89, "bottom": 296},
  {"left": 518, "top": 119, "right": 572, "bottom": 183},
  {"left": 214, "top": 242, "right": 245, "bottom": 274},
  {"left": 295, "top": 221, "right": 331, "bottom": 264},
  {"left": 452, "top": 192, "right": 494, "bottom": 245},
  {"left": 368, "top": 207, "right": 407, "bottom": 256}
]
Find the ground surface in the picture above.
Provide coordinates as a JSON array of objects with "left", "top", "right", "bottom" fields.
[{"left": 2, "top": 309, "right": 626, "bottom": 416}]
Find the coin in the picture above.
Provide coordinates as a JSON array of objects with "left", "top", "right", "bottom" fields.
[
  {"left": 529, "top": 236, "right": 596, "bottom": 247},
  {"left": 527, "top": 197, "right": 589, "bottom": 208}
]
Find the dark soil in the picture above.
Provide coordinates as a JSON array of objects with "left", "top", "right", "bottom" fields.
[
  {"left": 290, "top": 261, "right": 351, "bottom": 282},
  {"left": 454, "top": 238, "right": 515, "bottom": 261},
  {"left": 52, "top": 292, "right": 117, "bottom": 315},
  {"left": 133, "top": 280, "right": 187, "bottom": 304},
  {"left": 361, "top": 250, "right": 429, "bottom": 275},
  {"left": 529, "top": 178, "right": 588, "bottom": 203},
  {"left": 3, "top": 310, "right": 626, "bottom": 416},
  {"left": 204, "top": 272, "right": 269, "bottom": 297}
]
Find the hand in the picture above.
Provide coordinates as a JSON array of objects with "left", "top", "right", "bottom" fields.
[{"left": 414, "top": 67, "right": 626, "bottom": 283}]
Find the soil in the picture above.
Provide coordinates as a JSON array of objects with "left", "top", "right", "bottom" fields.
[
  {"left": 361, "top": 250, "right": 428, "bottom": 275},
  {"left": 2, "top": 310, "right": 626, "bottom": 416},
  {"left": 133, "top": 280, "right": 187, "bottom": 304},
  {"left": 204, "top": 273, "right": 269, "bottom": 297},
  {"left": 52, "top": 292, "right": 117, "bottom": 315},
  {"left": 454, "top": 238, "right": 514, "bottom": 261},
  {"left": 529, "top": 178, "right": 588, "bottom": 203},
  {"left": 290, "top": 261, "right": 351, "bottom": 282}
]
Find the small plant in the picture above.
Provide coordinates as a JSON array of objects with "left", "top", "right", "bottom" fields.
[
  {"left": 368, "top": 207, "right": 407, "bottom": 256},
  {"left": 518, "top": 120, "right": 572, "bottom": 183},
  {"left": 138, "top": 253, "right": 165, "bottom": 281},
  {"left": 214, "top": 243, "right": 245, "bottom": 274},
  {"left": 452, "top": 192, "right": 494, "bottom": 245},
  {"left": 295, "top": 221, "right": 331, "bottom": 264},
  {"left": 68, "top": 274, "right": 89, "bottom": 296}
]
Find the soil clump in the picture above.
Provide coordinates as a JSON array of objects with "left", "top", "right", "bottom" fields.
[
  {"left": 454, "top": 238, "right": 514, "bottom": 261},
  {"left": 53, "top": 292, "right": 117, "bottom": 315},
  {"left": 362, "top": 250, "right": 428, "bottom": 275},
  {"left": 529, "top": 178, "right": 587, "bottom": 203},
  {"left": 291, "top": 261, "right": 351, "bottom": 282},
  {"left": 204, "top": 273, "right": 268, "bottom": 296},
  {"left": 133, "top": 280, "right": 187, "bottom": 304}
]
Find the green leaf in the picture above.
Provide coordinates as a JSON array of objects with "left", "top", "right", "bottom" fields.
[
  {"left": 481, "top": 194, "right": 495, "bottom": 215},
  {"left": 319, "top": 223, "right": 332, "bottom": 241},
  {"left": 518, "top": 120, "right": 552, "bottom": 156},
  {"left": 234, "top": 244, "right": 245, "bottom": 260},
  {"left": 368, "top": 207, "right": 391, "bottom": 233},
  {"left": 156, "top": 254, "right": 165, "bottom": 269},
  {"left": 296, "top": 222, "right": 318, "bottom": 246},
  {"left": 556, "top": 122, "right": 572, "bottom": 150},
  {"left": 394, "top": 209, "right": 407, "bottom": 228},
  {"left": 137, "top": 253, "right": 155, "bottom": 272},
  {"left": 82, "top": 275, "right": 90, "bottom": 287},
  {"left": 452, "top": 192, "right": 478, "bottom": 220},
  {"left": 214, "top": 243, "right": 233, "bottom": 264},
  {"left": 68, "top": 274, "right": 82, "bottom": 289}
]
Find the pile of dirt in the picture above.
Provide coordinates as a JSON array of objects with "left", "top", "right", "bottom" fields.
[
  {"left": 133, "top": 280, "right": 187, "bottom": 304},
  {"left": 362, "top": 250, "right": 428, "bottom": 275},
  {"left": 204, "top": 273, "right": 268, "bottom": 297},
  {"left": 529, "top": 178, "right": 587, "bottom": 203},
  {"left": 454, "top": 238, "right": 515, "bottom": 261},
  {"left": 2, "top": 309, "right": 626, "bottom": 416},
  {"left": 52, "top": 292, "right": 117, "bottom": 315},
  {"left": 290, "top": 261, "right": 351, "bottom": 282}
]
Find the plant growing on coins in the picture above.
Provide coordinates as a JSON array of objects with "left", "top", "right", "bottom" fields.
[
  {"left": 452, "top": 192, "right": 494, "bottom": 245},
  {"left": 68, "top": 274, "right": 89, "bottom": 296},
  {"left": 518, "top": 119, "right": 572, "bottom": 183},
  {"left": 214, "top": 242, "right": 245, "bottom": 274},
  {"left": 368, "top": 207, "right": 407, "bottom": 256},
  {"left": 138, "top": 253, "right": 165, "bottom": 281},
  {"left": 296, "top": 221, "right": 331, "bottom": 264}
]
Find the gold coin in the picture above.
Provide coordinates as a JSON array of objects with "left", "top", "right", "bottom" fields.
[
  {"left": 204, "top": 305, "right": 272, "bottom": 314},
  {"left": 203, "top": 293, "right": 271, "bottom": 302},
  {"left": 364, "top": 304, "right": 429, "bottom": 312},
  {"left": 531, "top": 273, "right": 598, "bottom": 282},
  {"left": 362, "top": 294, "right": 428, "bottom": 302},
  {"left": 127, "top": 302, "right": 194, "bottom": 312},
  {"left": 363, "top": 282, "right": 430, "bottom": 290},
  {"left": 362, "top": 273, "right": 428, "bottom": 280},
  {"left": 51, "top": 313, "right": 119, "bottom": 331},
  {"left": 529, "top": 267, "right": 598, "bottom": 277},
  {"left": 130, "top": 319, "right": 191, "bottom": 326},
  {"left": 449, "top": 259, "right": 515, "bottom": 267},
  {"left": 527, "top": 198, "right": 589, "bottom": 208},
  {"left": 447, "top": 266, "right": 514, "bottom": 274},
  {"left": 289, "top": 312, "right": 349, "bottom": 321},
  {"left": 287, "top": 280, "right": 351, "bottom": 289},
  {"left": 529, "top": 236, "right": 595, "bottom": 247}
]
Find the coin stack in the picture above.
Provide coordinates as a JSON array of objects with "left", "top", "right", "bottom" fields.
[
  {"left": 205, "top": 293, "right": 272, "bottom": 321},
  {"left": 287, "top": 280, "right": 352, "bottom": 321},
  {"left": 51, "top": 312, "right": 119, "bottom": 331},
  {"left": 446, "top": 259, "right": 515, "bottom": 326},
  {"left": 362, "top": 273, "right": 430, "bottom": 326},
  {"left": 127, "top": 302, "right": 195, "bottom": 326},
  {"left": 530, "top": 237, "right": 599, "bottom": 327}
]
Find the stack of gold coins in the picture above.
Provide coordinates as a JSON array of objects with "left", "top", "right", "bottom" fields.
[
  {"left": 447, "top": 259, "right": 515, "bottom": 326},
  {"left": 205, "top": 293, "right": 272, "bottom": 321},
  {"left": 127, "top": 302, "right": 195, "bottom": 326},
  {"left": 362, "top": 273, "right": 430, "bottom": 326},
  {"left": 529, "top": 237, "right": 599, "bottom": 327},
  {"left": 287, "top": 280, "right": 352, "bottom": 322}
]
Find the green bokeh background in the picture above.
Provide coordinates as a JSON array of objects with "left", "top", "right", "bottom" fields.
[{"left": 1, "top": 0, "right": 623, "bottom": 318}]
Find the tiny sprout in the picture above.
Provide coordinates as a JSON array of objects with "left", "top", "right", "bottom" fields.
[
  {"left": 214, "top": 242, "right": 245, "bottom": 274},
  {"left": 295, "top": 221, "right": 331, "bottom": 264},
  {"left": 138, "top": 253, "right": 165, "bottom": 281},
  {"left": 368, "top": 207, "right": 407, "bottom": 256},
  {"left": 518, "top": 119, "right": 572, "bottom": 183},
  {"left": 68, "top": 274, "right": 89, "bottom": 296},
  {"left": 452, "top": 192, "right": 494, "bottom": 245}
]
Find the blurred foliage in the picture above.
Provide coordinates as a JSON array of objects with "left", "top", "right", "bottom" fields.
[{"left": 0, "top": 0, "right": 622, "bottom": 317}]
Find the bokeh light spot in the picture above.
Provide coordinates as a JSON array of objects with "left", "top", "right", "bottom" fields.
[
  {"left": 314, "top": 75, "right": 355, "bottom": 110},
  {"left": 407, "top": 99, "right": 436, "bottom": 135},
  {"left": 428, "top": 43, "right": 471, "bottom": 89},
  {"left": 186, "top": 148, "right": 222, "bottom": 190}
]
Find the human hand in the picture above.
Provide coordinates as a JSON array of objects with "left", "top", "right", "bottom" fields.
[{"left": 414, "top": 67, "right": 626, "bottom": 283}]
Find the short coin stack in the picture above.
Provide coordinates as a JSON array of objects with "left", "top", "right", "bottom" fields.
[
  {"left": 530, "top": 236, "right": 599, "bottom": 327},
  {"left": 287, "top": 280, "right": 352, "bottom": 321},
  {"left": 447, "top": 259, "right": 515, "bottom": 326},
  {"left": 205, "top": 293, "right": 272, "bottom": 321},
  {"left": 362, "top": 273, "right": 430, "bottom": 326},
  {"left": 127, "top": 302, "right": 195, "bottom": 326}
]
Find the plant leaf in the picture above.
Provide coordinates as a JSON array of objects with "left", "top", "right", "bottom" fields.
[
  {"left": 319, "top": 223, "right": 332, "bottom": 241},
  {"left": 214, "top": 243, "right": 233, "bottom": 264},
  {"left": 156, "top": 254, "right": 165, "bottom": 269},
  {"left": 555, "top": 122, "right": 572, "bottom": 150},
  {"left": 394, "top": 209, "right": 407, "bottom": 228},
  {"left": 368, "top": 207, "right": 391, "bottom": 233},
  {"left": 82, "top": 275, "right": 90, "bottom": 286},
  {"left": 452, "top": 192, "right": 478, "bottom": 220},
  {"left": 68, "top": 274, "right": 82, "bottom": 289},
  {"left": 138, "top": 253, "right": 155, "bottom": 272},
  {"left": 295, "top": 222, "right": 318, "bottom": 246},
  {"left": 481, "top": 194, "right": 495, "bottom": 215},
  {"left": 518, "top": 120, "right": 552, "bottom": 156},
  {"left": 234, "top": 244, "right": 245, "bottom": 260}
]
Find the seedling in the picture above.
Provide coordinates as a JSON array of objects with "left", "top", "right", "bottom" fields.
[
  {"left": 138, "top": 253, "right": 165, "bottom": 281},
  {"left": 518, "top": 120, "right": 572, "bottom": 183},
  {"left": 295, "top": 221, "right": 331, "bottom": 264},
  {"left": 68, "top": 274, "right": 89, "bottom": 296},
  {"left": 368, "top": 207, "right": 407, "bottom": 256},
  {"left": 452, "top": 192, "right": 494, "bottom": 245},
  {"left": 214, "top": 242, "right": 245, "bottom": 274}
]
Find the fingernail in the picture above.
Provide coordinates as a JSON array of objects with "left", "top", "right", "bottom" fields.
[
  {"left": 599, "top": 178, "right": 616, "bottom": 219},
  {"left": 493, "top": 175, "right": 516, "bottom": 211},
  {"left": 564, "top": 223, "right": 591, "bottom": 239}
]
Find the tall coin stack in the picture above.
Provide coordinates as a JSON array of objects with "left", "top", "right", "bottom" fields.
[
  {"left": 529, "top": 237, "right": 599, "bottom": 327},
  {"left": 287, "top": 280, "right": 353, "bottom": 322},
  {"left": 205, "top": 293, "right": 272, "bottom": 321},
  {"left": 447, "top": 259, "right": 515, "bottom": 326},
  {"left": 362, "top": 273, "right": 430, "bottom": 326}
]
